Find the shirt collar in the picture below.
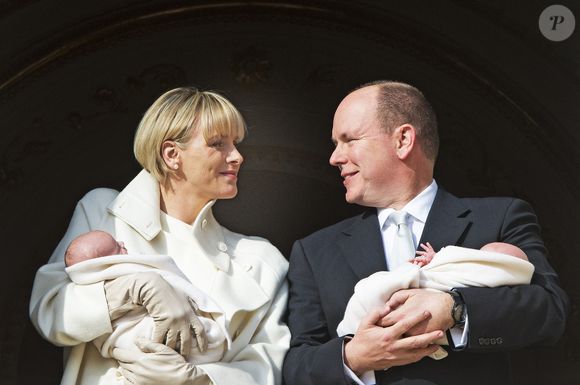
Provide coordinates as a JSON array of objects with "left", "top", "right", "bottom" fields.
[{"left": 377, "top": 179, "right": 438, "bottom": 229}]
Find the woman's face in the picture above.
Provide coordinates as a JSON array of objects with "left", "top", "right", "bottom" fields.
[{"left": 177, "top": 129, "right": 244, "bottom": 203}]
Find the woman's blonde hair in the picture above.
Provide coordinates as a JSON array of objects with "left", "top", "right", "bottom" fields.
[{"left": 134, "top": 87, "right": 246, "bottom": 183}]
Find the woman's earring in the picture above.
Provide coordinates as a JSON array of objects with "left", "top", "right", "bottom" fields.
[{"left": 173, "top": 164, "right": 179, "bottom": 170}]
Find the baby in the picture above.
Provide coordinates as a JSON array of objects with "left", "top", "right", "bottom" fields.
[
  {"left": 64, "top": 230, "right": 230, "bottom": 365},
  {"left": 337, "top": 241, "right": 536, "bottom": 360},
  {"left": 412, "top": 241, "right": 529, "bottom": 267},
  {"left": 65, "top": 230, "right": 128, "bottom": 266}
]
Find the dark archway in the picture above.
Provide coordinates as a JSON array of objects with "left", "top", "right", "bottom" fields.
[{"left": 1, "top": 1, "right": 578, "bottom": 384}]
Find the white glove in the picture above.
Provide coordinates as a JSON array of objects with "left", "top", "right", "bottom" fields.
[
  {"left": 113, "top": 337, "right": 211, "bottom": 385},
  {"left": 104, "top": 272, "right": 207, "bottom": 358}
]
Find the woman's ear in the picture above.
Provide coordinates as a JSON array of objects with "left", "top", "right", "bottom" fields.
[
  {"left": 161, "top": 140, "right": 180, "bottom": 170},
  {"left": 394, "top": 124, "right": 416, "bottom": 160}
]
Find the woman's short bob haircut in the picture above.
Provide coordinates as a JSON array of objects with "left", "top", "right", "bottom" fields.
[{"left": 134, "top": 87, "right": 246, "bottom": 184}]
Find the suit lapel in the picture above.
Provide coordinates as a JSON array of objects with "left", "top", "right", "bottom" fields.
[
  {"left": 419, "top": 188, "right": 472, "bottom": 251},
  {"left": 337, "top": 210, "right": 388, "bottom": 279},
  {"left": 336, "top": 188, "right": 470, "bottom": 279}
]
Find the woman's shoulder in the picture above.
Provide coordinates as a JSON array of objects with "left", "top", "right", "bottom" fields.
[
  {"left": 81, "top": 187, "right": 119, "bottom": 201},
  {"left": 222, "top": 227, "right": 288, "bottom": 277},
  {"left": 79, "top": 187, "right": 119, "bottom": 204},
  {"left": 76, "top": 187, "right": 120, "bottom": 214}
]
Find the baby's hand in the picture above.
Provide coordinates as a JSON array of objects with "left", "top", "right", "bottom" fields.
[{"left": 411, "top": 242, "right": 436, "bottom": 267}]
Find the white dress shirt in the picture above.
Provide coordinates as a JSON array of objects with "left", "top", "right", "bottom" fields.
[{"left": 377, "top": 181, "right": 438, "bottom": 271}]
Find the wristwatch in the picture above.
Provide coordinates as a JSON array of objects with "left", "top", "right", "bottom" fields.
[{"left": 448, "top": 289, "right": 466, "bottom": 327}]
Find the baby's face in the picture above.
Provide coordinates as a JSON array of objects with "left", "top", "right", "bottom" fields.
[
  {"left": 105, "top": 238, "right": 128, "bottom": 256},
  {"left": 111, "top": 241, "right": 127, "bottom": 254}
]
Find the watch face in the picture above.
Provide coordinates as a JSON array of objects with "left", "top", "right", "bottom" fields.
[
  {"left": 453, "top": 306, "right": 462, "bottom": 322},
  {"left": 450, "top": 291, "right": 465, "bottom": 324}
]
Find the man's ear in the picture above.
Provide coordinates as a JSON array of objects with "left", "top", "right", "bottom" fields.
[
  {"left": 394, "top": 124, "right": 416, "bottom": 160},
  {"left": 161, "top": 140, "right": 180, "bottom": 170}
]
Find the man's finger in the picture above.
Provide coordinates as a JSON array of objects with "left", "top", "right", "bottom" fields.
[
  {"left": 389, "top": 310, "right": 432, "bottom": 337},
  {"left": 399, "top": 330, "right": 444, "bottom": 350},
  {"left": 403, "top": 344, "right": 441, "bottom": 363},
  {"left": 359, "top": 308, "right": 383, "bottom": 330},
  {"left": 385, "top": 290, "right": 412, "bottom": 309}
]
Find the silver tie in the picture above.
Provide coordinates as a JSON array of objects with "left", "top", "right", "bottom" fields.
[{"left": 389, "top": 210, "right": 416, "bottom": 269}]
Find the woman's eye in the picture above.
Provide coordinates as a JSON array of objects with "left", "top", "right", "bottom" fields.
[{"left": 210, "top": 140, "right": 224, "bottom": 147}]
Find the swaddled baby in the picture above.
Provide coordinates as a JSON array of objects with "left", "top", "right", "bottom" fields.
[{"left": 65, "top": 230, "right": 230, "bottom": 365}]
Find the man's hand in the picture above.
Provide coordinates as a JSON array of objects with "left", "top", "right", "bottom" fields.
[
  {"left": 380, "top": 289, "right": 454, "bottom": 337},
  {"left": 344, "top": 307, "right": 444, "bottom": 374},
  {"left": 113, "top": 338, "right": 209, "bottom": 385},
  {"left": 104, "top": 272, "right": 208, "bottom": 359}
]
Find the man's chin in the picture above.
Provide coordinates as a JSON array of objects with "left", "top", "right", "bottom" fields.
[
  {"left": 345, "top": 193, "right": 376, "bottom": 208},
  {"left": 345, "top": 192, "right": 362, "bottom": 206}
]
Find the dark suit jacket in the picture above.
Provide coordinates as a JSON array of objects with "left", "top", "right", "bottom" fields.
[{"left": 283, "top": 188, "right": 569, "bottom": 385}]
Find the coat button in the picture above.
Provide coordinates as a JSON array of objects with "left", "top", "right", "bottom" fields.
[
  {"left": 478, "top": 337, "right": 490, "bottom": 346},
  {"left": 201, "top": 219, "right": 207, "bottom": 229},
  {"left": 244, "top": 264, "right": 253, "bottom": 272},
  {"left": 218, "top": 242, "right": 227, "bottom": 252}
]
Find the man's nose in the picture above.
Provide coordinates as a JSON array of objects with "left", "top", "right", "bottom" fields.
[{"left": 329, "top": 144, "right": 344, "bottom": 166}]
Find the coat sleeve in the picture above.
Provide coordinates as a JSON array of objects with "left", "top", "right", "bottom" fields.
[
  {"left": 29, "top": 190, "right": 115, "bottom": 346},
  {"left": 456, "top": 198, "right": 569, "bottom": 351},
  {"left": 198, "top": 278, "right": 290, "bottom": 385},
  {"left": 283, "top": 240, "right": 353, "bottom": 385}
]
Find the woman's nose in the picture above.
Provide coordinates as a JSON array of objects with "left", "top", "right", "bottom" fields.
[{"left": 229, "top": 145, "right": 243, "bottom": 164}]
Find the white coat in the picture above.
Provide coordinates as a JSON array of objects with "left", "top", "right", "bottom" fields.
[{"left": 29, "top": 170, "right": 290, "bottom": 385}]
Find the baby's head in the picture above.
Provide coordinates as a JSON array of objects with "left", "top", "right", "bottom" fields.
[
  {"left": 480, "top": 242, "right": 528, "bottom": 261},
  {"left": 65, "top": 230, "right": 127, "bottom": 267}
]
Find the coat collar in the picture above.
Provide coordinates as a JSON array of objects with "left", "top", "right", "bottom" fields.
[
  {"left": 107, "top": 170, "right": 162, "bottom": 241},
  {"left": 107, "top": 170, "right": 231, "bottom": 271}
]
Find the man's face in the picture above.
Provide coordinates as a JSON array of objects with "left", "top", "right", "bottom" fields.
[{"left": 329, "top": 87, "right": 399, "bottom": 208}]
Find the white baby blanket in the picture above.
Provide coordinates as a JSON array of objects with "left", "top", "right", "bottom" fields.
[
  {"left": 337, "top": 246, "right": 535, "bottom": 359},
  {"left": 66, "top": 254, "right": 231, "bottom": 364}
]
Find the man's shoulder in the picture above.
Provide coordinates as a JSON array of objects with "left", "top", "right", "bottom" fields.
[
  {"left": 299, "top": 210, "right": 371, "bottom": 244},
  {"left": 458, "top": 195, "right": 519, "bottom": 207},
  {"left": 438, "top": 190, "right": 534, "bottom": 223},
  {"left": 439, "top": 189, "right": 525, "bottom": 210}
]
